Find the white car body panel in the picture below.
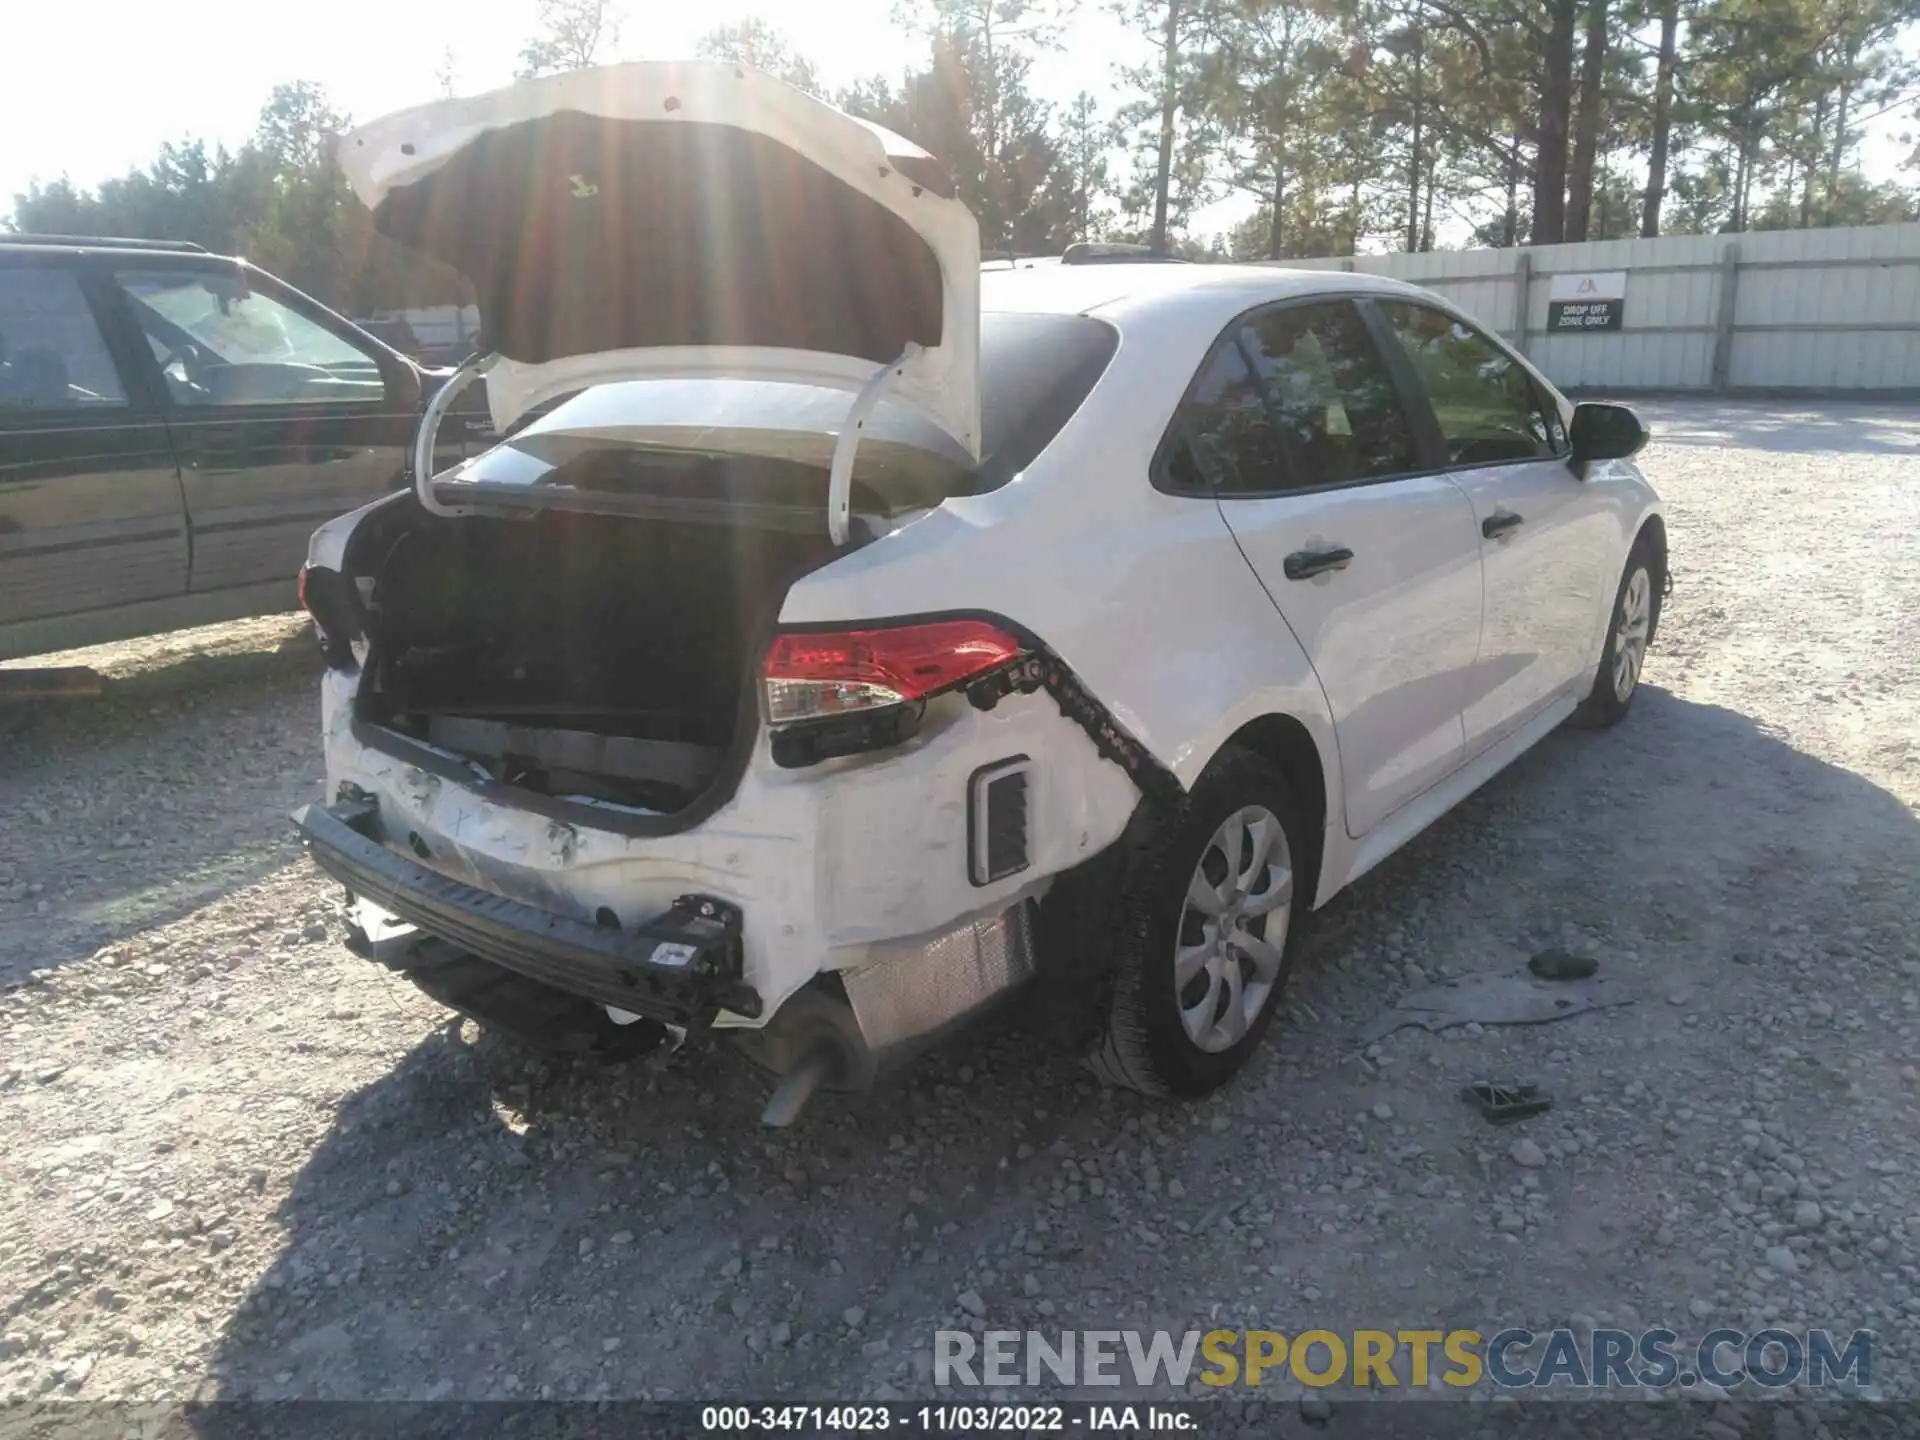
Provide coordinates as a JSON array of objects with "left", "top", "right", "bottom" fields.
[
  {"left": 1212, "top": 474, "right": 1484, "bottom": 838},
  {"left": 1326, "top": 675, "right": 1587, "bottom": 897},
  {"left": 1450, "top": 456, "right": 1617, "bottom": 754}
]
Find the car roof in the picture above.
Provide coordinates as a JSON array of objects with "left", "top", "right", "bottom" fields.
[
  {"left": 0, "top": 234, "right": 218, "bottom": 257},
  {"left": 980, "top": 261, "right": 1428, "bottom": 320},
  {"left": 0, "top": 242, "right": 241, "bottom": 272}
]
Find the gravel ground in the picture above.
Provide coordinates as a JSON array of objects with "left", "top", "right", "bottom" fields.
[{"left": 1, "top": 401, "right": 1917, "bottom": 1423}]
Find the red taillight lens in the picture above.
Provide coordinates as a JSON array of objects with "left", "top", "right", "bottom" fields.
[
  {"left": 296, "top": 563, "right": 312, "bottom": 614},
  {"left": 762, "top": 620, "right": 1024, "bottom": 726}
]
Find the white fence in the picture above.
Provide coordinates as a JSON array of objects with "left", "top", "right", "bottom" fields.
[{"left": 1278, "top": 221, "right": 1920, "bottom": 395}]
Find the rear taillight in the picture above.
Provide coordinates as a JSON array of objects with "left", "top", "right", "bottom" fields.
[
  {"left": 296, "top": 563, "right": 364, "bottom": 669},
  {"left": 762, "top": 620, "right": 1024, "bottom": 727}
]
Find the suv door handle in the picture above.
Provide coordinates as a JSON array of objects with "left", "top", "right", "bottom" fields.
[
  {"left": 1283, "top": 546, "right": 1355, "bottom": 581},
  {"left": 1482, "top": 512, "right": 1525, "bottom": 539}
]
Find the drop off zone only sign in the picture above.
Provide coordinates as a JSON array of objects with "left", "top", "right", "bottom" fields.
[{"left": 1547, "top": 271, "right": 1627, "bottom": 331}]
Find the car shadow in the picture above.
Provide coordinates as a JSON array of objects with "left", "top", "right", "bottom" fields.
[
  {"left": 1628, "top": 399, "right": 1920, "bottom": 456},
  {"left": 195, "top": 685, "right": 1920, "bottom": 1408},
  {"left": 0, "top": 646, "right": 323, "bottom": 986}
]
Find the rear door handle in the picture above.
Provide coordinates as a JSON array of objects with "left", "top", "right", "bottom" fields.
[
  {"left": 1283, "top": 546, "right": 1355, "bottom": 581},
  {"left": 1482, "top": 512, "right": 1525, "bottom": 539}
]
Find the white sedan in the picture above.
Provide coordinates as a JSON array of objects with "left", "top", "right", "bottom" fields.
[{"left": 293, "top": 61, "right": 1666, "bottom": 1120}]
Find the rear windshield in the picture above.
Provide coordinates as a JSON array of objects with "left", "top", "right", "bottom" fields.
[
  {"left": 450, "top": 311, "right": 1117, "bottom": 511},
  {"left": 972, "top": 311, "right": 1119, "bottom": 492}
]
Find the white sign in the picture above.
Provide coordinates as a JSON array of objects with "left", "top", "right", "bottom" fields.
[
  {"left": 1548, "top": 270, "right": 1628, "bottom": 303},
  {"left": 1547, "top": 271, "right": 1628, "bottom": 331}
]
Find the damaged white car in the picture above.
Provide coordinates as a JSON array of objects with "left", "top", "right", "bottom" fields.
[{"left": 293, "top": 62, "right": 1667, "bottom": 1122}]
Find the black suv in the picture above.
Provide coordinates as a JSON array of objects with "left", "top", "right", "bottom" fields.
[{"left": 0, "top": 236, "right": 485, "bottom": 660}]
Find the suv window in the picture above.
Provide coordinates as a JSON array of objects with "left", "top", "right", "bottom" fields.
[
  {"left": 1375, "top": 301, "right": 1558, "bottom": 466},
  {"left": 1240, "top": 300, "right": 1421, "bottom": 486},
  {"left": 111, "top": 270, "right": 386, "bottom": 408},
  {"left": 1162, "top": 340, "right": 1284, "bottom": 494},
  {"left": 0, "top": 268, "right": 128, "bottom": 413}
]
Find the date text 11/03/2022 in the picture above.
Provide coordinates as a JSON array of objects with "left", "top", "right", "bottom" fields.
[{"left": 700, "top": 1405, "right": 1198, "bottom": 1432}]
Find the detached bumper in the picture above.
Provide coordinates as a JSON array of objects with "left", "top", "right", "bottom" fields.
[{"left": 291, "top": 801, "right": 761, "bottom": 1028}]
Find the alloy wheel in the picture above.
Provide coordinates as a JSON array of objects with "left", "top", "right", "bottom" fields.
[
  {"left": 1612, "top": 566, "right": 1652, "bottom": 702},
  {"left": 1174, "top": 805, "right": 1293, "bottom": 1053}
]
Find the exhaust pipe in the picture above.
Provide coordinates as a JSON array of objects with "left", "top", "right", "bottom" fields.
[{"left": 733, "top": 987, "right": 876, "bottom": 1127}]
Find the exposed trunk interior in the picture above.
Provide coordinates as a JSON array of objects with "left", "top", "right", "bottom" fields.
[{"left": 355, "top": 507, "right": 837, "bottom": 814}]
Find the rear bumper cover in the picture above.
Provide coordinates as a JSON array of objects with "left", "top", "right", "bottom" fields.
[{"left": 292, "top": 800, "right": 761, "bottom": 1027}]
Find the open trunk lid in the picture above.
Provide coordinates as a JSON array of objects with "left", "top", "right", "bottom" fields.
[{"left": 336, "top": 61, "right": 981, "bottom": 465}]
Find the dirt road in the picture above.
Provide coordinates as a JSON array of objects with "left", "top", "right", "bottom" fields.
[{"left": 2, "top": 402, "right": 1917, "bottom": 1423}]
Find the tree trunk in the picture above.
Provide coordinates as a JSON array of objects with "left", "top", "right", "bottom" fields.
[
  {"left": 1407, "top": 23, "right": 1424, "bottom": 254},
  {"left": 1732, "top": 116, "right": 1753, "bottom": 232},
  {"left": 1825, "top": 77, "right": 1853, "bottom": 225},
  {"left": 1639, "top": 0, "right": 1678, "bottom": 238},
  {"left": 1799, "top": 91, "right": 1827, "bottom": 227},
  {"left": 1150, "top": 0, "right": 1180, "bottom": 254},
  {"left": 1565, "top": 0, "right": 1609, "bottom": 242},
  {"left": 1269, "top": 159, "right": 1288, "bottom": 259},
  {"left": 1504, "top": 130, "right": 1521, "bottom": 246},
  {"left": 1532, "top": 0, "right": 1578, "bottom": 245},
  {"left": 980, "top": 5, "right": 999, "bottom": 166},
  {"left": 1420, "top": 149, "right": 1437, "bottom": 251}
]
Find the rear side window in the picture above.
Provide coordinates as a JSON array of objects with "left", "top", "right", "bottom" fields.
[
  {"left": 0, "top": 268, "right": 128, "bottom": 413},
  {"left": 1239, "top": 300, "right": 1421, "bottom": 486},
  {"left": 1375, "top": 301, "right": 1559, "bottom": 466},
  {"left": 974, "top": 312, "right": 1119, "bottom": 490},
  {"left": 1162, "top": 340, "right": 1284, "bottom": 495}
]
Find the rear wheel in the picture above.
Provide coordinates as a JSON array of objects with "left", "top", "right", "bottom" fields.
[
  {"left": 1569, "top": 542, "right": 1658, "bottom": 730},
  {"left": 1086, "top": 748, "right": 1305, "bottom": 1099}
]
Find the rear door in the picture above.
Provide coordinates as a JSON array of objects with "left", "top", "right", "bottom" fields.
[
  {"left": 1368, "top": 299, "right": 1613, "bottom": 755},
  {"left": 1164, "top": 297, "right": 1483, "bottom": 839},
  {"left": 0, "top": 257, "right": 187, "bottom": 648},
  {"left": 101, "top": 264, "right": 416, "bottom": 595}
]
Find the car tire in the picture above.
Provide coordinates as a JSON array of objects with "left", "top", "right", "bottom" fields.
[
  {"left": 1568, "top": 539, "right": 1660, "bottom": 730},
  {"left": 1086, "top": 747, "right": 1306, "bottom": 1099}
]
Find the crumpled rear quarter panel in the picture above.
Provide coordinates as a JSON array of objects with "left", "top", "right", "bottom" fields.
[{"left": 318, "top": 667, "right": 1136, "bottom": 1024}]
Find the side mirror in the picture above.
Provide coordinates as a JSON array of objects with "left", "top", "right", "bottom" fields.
[{"left": 1569, "top": 401, "right": 1648, "bottom": 465}]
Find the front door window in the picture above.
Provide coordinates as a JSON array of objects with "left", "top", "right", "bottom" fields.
[{"left": 112, "top": 271, "right": 384, "bottom": 407}]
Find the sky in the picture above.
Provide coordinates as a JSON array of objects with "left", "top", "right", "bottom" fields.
[
  {"left": 1, "top": 0, "right": 1146, "bottom": 200},
  {"left": 2, "top": 0, "right": 1912, "bottom": 248}
]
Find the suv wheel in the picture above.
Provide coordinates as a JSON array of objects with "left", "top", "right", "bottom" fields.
[{"left": 1087, "top": 748, "right": 1305, "bottom": 1098}]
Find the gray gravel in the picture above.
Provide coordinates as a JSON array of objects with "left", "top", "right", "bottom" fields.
[{"left": 1, "top": 401, "right": 1917, "bottom": 1409}]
